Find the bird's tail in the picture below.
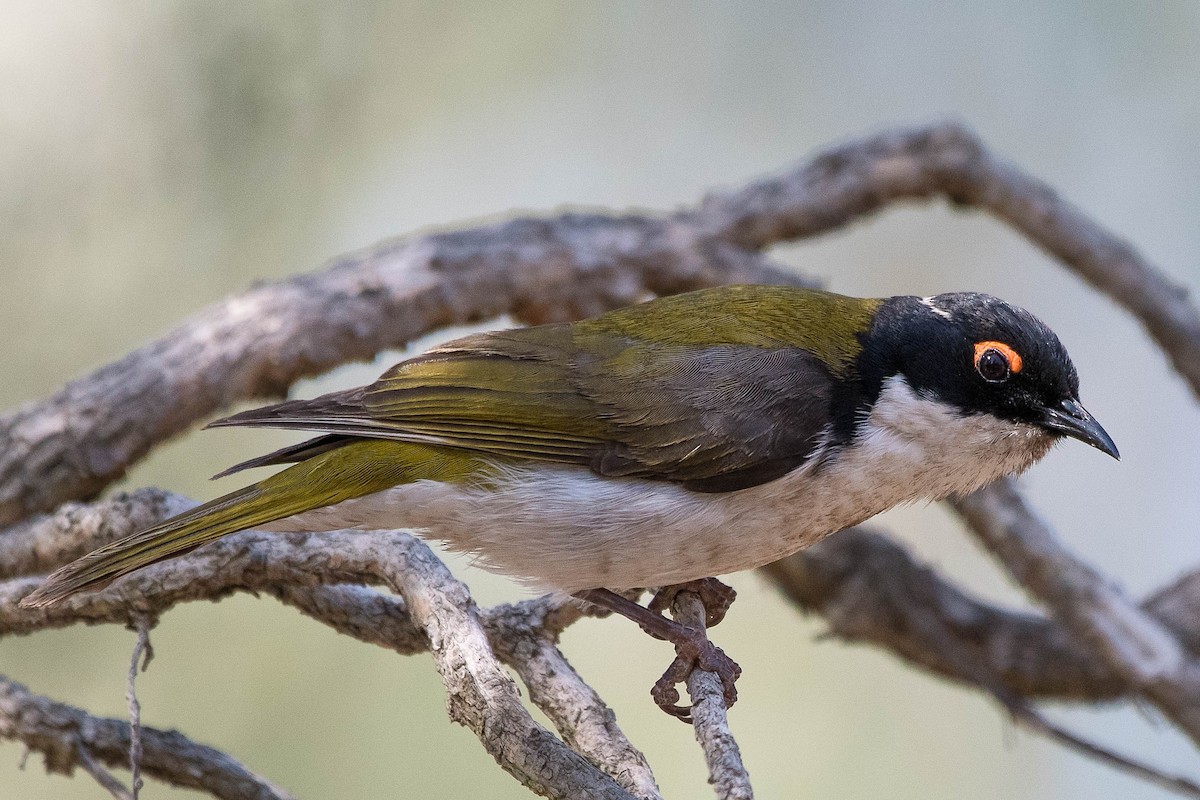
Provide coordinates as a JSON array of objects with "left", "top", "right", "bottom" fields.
[
  {"left": 20, "top": 483, "right": 305, "bottom": 608},
  {"left": 18, "top": 439, "right": 447, "bottom": 608}
]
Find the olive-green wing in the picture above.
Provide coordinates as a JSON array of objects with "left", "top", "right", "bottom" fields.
[
  {"left": 213, "top": 325, "right": 610, "bottom": 466},
  {"left": 212, "top": 286, "right": 873, "bottom": 491}
]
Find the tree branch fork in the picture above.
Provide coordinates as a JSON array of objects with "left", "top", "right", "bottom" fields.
[{"left": 3, "top": 121, "right": 1200, "bottom": 798}]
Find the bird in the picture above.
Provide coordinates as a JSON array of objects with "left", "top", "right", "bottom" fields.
[{"left": 20, "top": 284, "right": 1118, "bottom": 718}]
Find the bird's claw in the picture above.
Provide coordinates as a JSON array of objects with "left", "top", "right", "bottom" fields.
[
  {"left": 651, "top": 626, "right": 742, "bottom": 723},
  {"left": 571, "top": 584, "right": 742, "bottom": 721},
  {"left": 648, "top": 578, "right": 738, "bottom": 630}
]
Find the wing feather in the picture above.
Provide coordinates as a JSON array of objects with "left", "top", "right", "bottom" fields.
[{"left": 211, "top": 287, "right": 862, "bottom": 491}]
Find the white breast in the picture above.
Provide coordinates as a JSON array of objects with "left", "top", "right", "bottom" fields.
[{"left": 274, "top": 376, "right": 1053, "bottom": 592}]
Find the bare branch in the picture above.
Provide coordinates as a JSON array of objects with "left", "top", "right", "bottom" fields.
[
  {"left": 5, "top": 122, "right": 1200, "bottom": 796},
  {"left": 7, "top": 123, "right": 1195, "bottom": 528},
  {"left": 0, "top": 675, "right": 293, "bottom": 800},
  {"left": 383, "top": 534, "right": 636, "bottom": 800},
  {"left": 0, "top": 507, "right": 641, "bottom": 800},
  {"left": 0, "top": 211, "right": 800, "bottom": 526},
  {"left": 765, "top": 526, "right": 1200, "bottom": 702},
  {"left": 672, "top": 591, "right": 753, "bottom": 800},
  {"left": 268, "top": 586, "right": 662, "bottom": 798},
  {"left": 763, "top": 527, "right": 1127, "bottom": 699},
  {"left": 226, "top": 585, "right": 662, "bottom": 798},
  {"left": 768, "top": 530, "right": 1200, "bottom": 798},
  {"left": 953, "top": 480, "right": 1200, "bottom": 746},
  {"left": 696, "top": 123, "right": 1200, "bottom": 397},
  {"left": 0, "top": 490, "right": 191, "bottom": 580},
  {"left": 485, "top": 599, "right": 663, "bottom": 800}
]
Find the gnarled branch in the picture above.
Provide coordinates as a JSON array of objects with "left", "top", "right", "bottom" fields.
[
  {"left": 4, "top": 122, "right": 1200, "bottom": 797},
  {"left": 0, "top": 492, "right": 652, "bottom": 800},
  {"left": 0, "top": 674, "right": 293, "bottom": 800}
]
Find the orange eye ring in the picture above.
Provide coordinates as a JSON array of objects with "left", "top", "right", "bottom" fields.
[{"left": 974, "top": 341, "right": 1022, "bottom": 381}]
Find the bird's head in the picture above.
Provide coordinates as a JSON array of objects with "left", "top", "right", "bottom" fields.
[{"left": 864, "top": 292, "right": 1118, "bottom": 459}]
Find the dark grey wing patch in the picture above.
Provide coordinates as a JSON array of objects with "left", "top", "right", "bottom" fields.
[{"left": 578, "top": 345, "right": 836, "bottom": 491}]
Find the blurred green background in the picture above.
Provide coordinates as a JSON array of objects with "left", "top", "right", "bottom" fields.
[{"left": 3, "top": 2, "right": 1200, "bottom": 798}]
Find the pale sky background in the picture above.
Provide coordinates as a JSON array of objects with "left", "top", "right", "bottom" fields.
[{"left": 2, "top": 3, "right": 1200, "bottom": 798}]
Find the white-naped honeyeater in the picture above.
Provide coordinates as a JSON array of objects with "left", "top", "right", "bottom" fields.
[{"left": 22, "top": 285, "right": 1118, "bottom": 718}]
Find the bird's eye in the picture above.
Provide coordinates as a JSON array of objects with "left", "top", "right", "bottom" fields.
[
  {"left": 977, "top": 349, "right": 1009, "bottom": 382},
  {"left": 973, "top": 341, "right": 1021, "bottom": 383}
]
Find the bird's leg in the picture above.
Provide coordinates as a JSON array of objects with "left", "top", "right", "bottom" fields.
[{"left": 574, "top": 585, "right": 742, "bottom": 722}]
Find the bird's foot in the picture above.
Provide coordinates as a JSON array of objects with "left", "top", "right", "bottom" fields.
[
  {"left": 648, "top": 578, "right": 738, "bottom": 629},
  {"left": 650, "top": 627, "right": 742, "bottom": 722},
  {"left": 572, "top": 583, "right": 743, "bottom": 722}
]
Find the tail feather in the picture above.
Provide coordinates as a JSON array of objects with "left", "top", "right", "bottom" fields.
[
  {"left": 20, "top": 438, "right": 485, "bottom": 609},
  {"left": 211, "top": 434, "right": 352, "bottom": 479},
  {"left": 19, "top": 484, "right": 291, "bottom": 608}
]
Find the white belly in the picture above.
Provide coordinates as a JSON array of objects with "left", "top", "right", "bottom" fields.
[{"left": 273, "top": 377, "right": 1053, "bottom": 592}]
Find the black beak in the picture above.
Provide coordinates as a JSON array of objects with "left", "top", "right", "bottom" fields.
[{"left": 1039, "top": 398, "right": 1119, "bottom": 460}]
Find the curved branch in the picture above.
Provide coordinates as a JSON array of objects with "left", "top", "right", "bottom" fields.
[
  {"left": 7, "top": 124, "right": 1196, "bottom": 528},
  {"left": 0, "top": 500, "right": 643, "bottom": 800},
  {"left": 695, "top": 123, "right": 1200, "bottom": 395},
  {"left": 4, "top": 122, "right": 1200, "bottom": 797},
  {"left": 764, "top": 524, "right": 1200, "bottom": 704},
  {"left": 0, "top": 215, "right": 798, "bottom": 526},
  {"left": 484, "top": 600, "right": 662, "bottom": 800},
  {"left": 0, "top": 675, "right": 292, "bottom": 800},
  {"left": 954, "top": 480, "right": 1200, "bottom": 745},
  {"left": 762, "top": 527, "right": 1126, "bottom": 699}
]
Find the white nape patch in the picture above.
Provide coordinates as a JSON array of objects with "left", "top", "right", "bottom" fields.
[
  {"left": 273, "top": 375, "right": 1054, "bottom": 594},
  {"left": 921, "top": 296, "right": 953, "bottom": 320}
]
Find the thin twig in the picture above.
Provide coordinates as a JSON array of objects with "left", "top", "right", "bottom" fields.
[
  {"left": 1014, "top": 710, "right": 1200, "bottom": 799},
  {"left": 126, "top": 618, "right": 152, "bottom": 800},
  {"left": 671, "top": 592, "right": 753, "bottom": 800},
  {"left": 75, "top": 743, "right": 133, "bottom": 800}
]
